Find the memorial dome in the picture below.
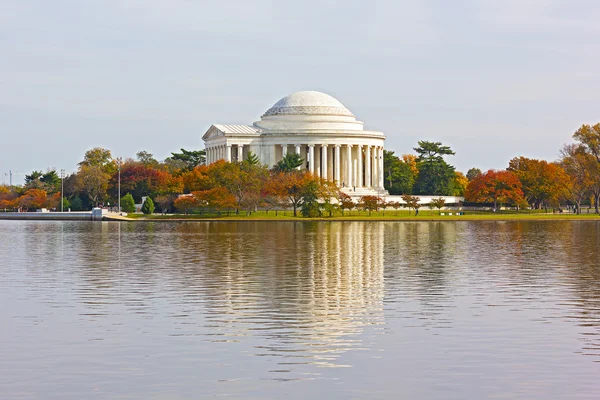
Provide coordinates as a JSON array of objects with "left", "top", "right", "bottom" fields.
[{"left": 262, "top": 91, "right": 354, "bottom": 117}]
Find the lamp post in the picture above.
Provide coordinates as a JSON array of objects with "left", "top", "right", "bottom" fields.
[
  {"left": 116, "top": 157, "right": 122, "bottom": 213},
  {"left": 60, "top": 169, "right": 65, "bottom": 212}
]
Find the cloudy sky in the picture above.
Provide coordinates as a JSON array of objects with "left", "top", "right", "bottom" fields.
[{"left": 1, "top": 0, "right": 599, "bottom": 184}]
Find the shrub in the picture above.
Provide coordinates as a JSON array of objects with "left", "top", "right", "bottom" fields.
[
  {"left": 121, "top": 193, "right": 135, "bottom": 213},
  {"left": 141, "top": 197, "right": 155, "bottom": 214}
]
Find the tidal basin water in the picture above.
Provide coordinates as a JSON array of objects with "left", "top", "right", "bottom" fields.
[{"left": 1, "top": 221, "right": 600, "bottom": 399}]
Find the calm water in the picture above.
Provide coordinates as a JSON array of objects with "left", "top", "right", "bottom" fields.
[{"left": 1, "top": 220, "right": 600, "bottom": 399}]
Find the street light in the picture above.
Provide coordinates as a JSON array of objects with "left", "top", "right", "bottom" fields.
[
  {"left": 116, "top": 157, "right": 122, "bottom": 213},
  {"left": 60, "top": 169, "right": 65, "bottom": 212}
]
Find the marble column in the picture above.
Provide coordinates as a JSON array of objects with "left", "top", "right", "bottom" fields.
[
  {"left": 237, "top": 144, "right": 243, "bottom": 162},
  {"left": 308, "top": 145, "right": 315, "bottom": 175},
  {"left": 295, "top": 145, "right": 302, "bottom": 170},
  {"left": 357, "top": 145, "right": 363, "bottom": 188},
  {"left": 380, "top": 147, "right": 385, "bottom": 188},
  {"left": 334, "top": 145, "right": 341, "bottom": 183},
  {"left": 365, "top": 145, "right": 371, "bottom": 188},
  {"left": 321, "top": 144, "right": 328, "bottom": 180},
  {"left": 282, "top": 144, "right": 288, "bottom": 159},
  {"left": 226, "top": 145, "right": 232, "bottom": 162},
  {"left": 327, "top": 146, "right": 333, "bottom": 181},
  {"left": 346, "top": 145, "right": 353, "bottom": 188}
]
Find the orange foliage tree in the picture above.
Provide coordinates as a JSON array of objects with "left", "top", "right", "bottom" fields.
[
  {"left": 17, "top": 189, "right": 48, "bottom": 211},
  {"left": 466, "top": 170, "right": 525, "bottom": 210},
  {"left": 508, "top": 156, "right": 567, "bottom": 209},
  {"left": 173, "top": 195, "right": 198, "bottom": 215}
]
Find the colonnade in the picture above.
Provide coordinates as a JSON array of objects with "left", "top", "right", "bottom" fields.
[
  {"left": 205, "top": 143, "right": 385, "bottom": 189},
  {"left": 205, "top": 144, "right": 245, "bottom": 164}
]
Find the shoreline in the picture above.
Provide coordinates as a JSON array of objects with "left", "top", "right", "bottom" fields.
[
  {"left": 2, "top": 213, "right": 598, "bottom": 222},
  {"left": 108, "top": 214, "right": 600, "bottom": 222}
]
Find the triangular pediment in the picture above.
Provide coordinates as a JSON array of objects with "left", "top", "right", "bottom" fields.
[{"left": 202, "top": 125, "right": 223, "bottom": 140}]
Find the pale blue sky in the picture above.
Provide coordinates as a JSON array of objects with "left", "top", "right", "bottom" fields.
[{"left": 1, "top": 0, "right": 599, "bottom": 184}]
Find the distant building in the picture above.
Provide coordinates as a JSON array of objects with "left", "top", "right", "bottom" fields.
[{"left": 202, "top": 91, "right": 386, "bottom": 197}]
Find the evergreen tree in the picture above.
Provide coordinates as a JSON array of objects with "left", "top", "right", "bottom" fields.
[
  {"left": 273, "top": 153, "right": 304, "bottom": 172},
  {"left": 121, "top": 193, "right": 136, "bottom": 213},
  {"left": 413, "top": 141, "right": 456, "bottom": 195},
  {"left": 245, "top": 151, "right": 260, "bottom": 166},
  {"left": 70, "top": 196, "right": 84, "bottom": 211},
  {"left": 300, "top": 180, "right": 321, "bottom": 217},
  {"left": 141, "top": 197, "right": 155, "bottom": 214}
]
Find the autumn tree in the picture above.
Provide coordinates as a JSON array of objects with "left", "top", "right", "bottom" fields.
[
  {"left": 195, "top": 188, "right": 237, "bottom": 215},
  {"left": 76, "top": 165, "right": 110, "bottom": 206},
  {"left": 172, "top": 195, "right": 196, "bottom": 214},
  {"left": 389, "top": 201, "right": 402, "bottom": 216},
  {"left": 573, "top": 124, "right": 600, "bottom": 213},
  {"left": 429, "top": 197, "right": 446, "bottom": 214},
  {"left": 452, "top": 172, "right": 469, "bottom": 196},
  {"left": 155, "top": 195, "right": 176, "bottom": 214},
  {"left": 559, "top": 144, "right": 594, "bottom": 214},
  {"left": 359, "top": 195, "right": 381, "bottom": 216},
  {"left": 401, "top": 194, "right": 421, "bottom": 215},
  {"left": 465, "top": 170, "right": 525, "bottom": 210},
  {"left": 508, "top": 156, "right": 566, "bottom": 210},
  {"left": 79, "top": 147, "right": 116, "bottom": 174},
  {"left": 318, "top": 179, "right": 340, "bottom": 217},
  {"left": 338, "top": 192, "right": 354, "bottom": 216},
  {"left": 209, "top": 160, "right": 268, "bottom": 215},
  {"left": 16, "top": 189, "right": 48, "bottom": 211}
]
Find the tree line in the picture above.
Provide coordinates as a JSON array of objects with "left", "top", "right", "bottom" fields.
[
  {"left": 382, "top": 124, "right": 600, "bottom": 214},
  {"left": 1, "top": 123, "right": 600, "bottom": 215}
]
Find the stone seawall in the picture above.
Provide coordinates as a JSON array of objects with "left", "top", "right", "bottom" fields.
[{"left": 0, "top": 208, "right": 105, "bottom": 221}]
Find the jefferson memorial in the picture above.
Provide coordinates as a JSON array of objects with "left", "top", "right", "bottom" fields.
[{"left": 202, "top": 91, "right": 386, "bottom": 196}]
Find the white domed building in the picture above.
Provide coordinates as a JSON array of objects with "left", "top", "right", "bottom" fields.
[{"left": 202, "top": 91, "right": 386, "bottom": 196}]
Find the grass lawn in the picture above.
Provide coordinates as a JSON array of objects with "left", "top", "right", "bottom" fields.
[{"left": 120, "top": 209, "right": 600, "bottom": 221}]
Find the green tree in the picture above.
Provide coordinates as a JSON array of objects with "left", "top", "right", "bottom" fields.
[
  {"left": 40, "top": 170, "right": 61, "bottom": 193},
  {"left": 121, "top": 193, "right": 136, "bottom": 213},
  {"left": 245, "top": 151, "right": 260, "bottom": 166},
  {"left": 141, "top": 197, "right": 155, "bottom": 214},
  {"left": 167, "top": 148, "right": 206, "bottom": 171},
  {"left": 136, "top": 151, "right": 159, "bottom": 167},
  {"left": 59, "top": 197, "right": 70, "bottom": 211},
  {"left": 466, "top": 168, "right": 482, "bottom": 181},
  {"left": 70, "top": 196, "right": 84, "bottom": 211},
  {"left": 301, "top": 180, "right": 321, "bottom": 217},
  {"left": 383, "top": 151, "right": 416, "bottom": 195},
  {"left": 273, "top": 153, "right": 304, "bottom": 172},
  {"left": 413, "top": 141, "right": 456, "bottom": 195},
  {"left": 79, "top": 147, "right": 115, "bottom": 174},
  {"left": 24, "top": 171, "right": 43, "bottom": 185},
  {"left": 573, "top": 123, "right": 600, "bottom": 163}
]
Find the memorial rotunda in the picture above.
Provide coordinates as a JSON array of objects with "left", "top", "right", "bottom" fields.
[{"left": 202, "top": 91, "right": 386, "bottom": 196}]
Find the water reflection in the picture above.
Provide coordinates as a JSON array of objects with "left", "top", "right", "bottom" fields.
[{"left": 1, "top": 220, "right": 600, "bottom": 399}]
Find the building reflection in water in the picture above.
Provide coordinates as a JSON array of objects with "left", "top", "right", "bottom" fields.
[
  {"left": 179, "top": 222, "right": 386, "bottom": 368},
  {"left": 31, "top": 220, "right": 600, "bottom": 373}
]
